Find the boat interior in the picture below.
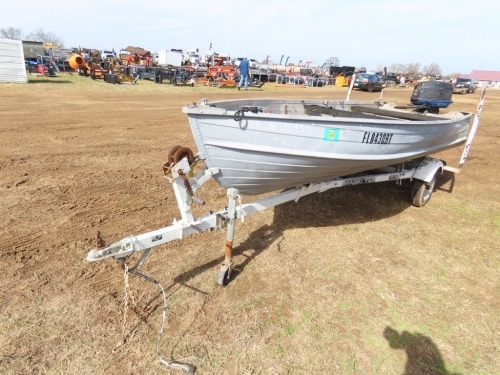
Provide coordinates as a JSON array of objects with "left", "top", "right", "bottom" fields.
[{"left": 201, "top": 98, "right": 470, "bottom": 121}]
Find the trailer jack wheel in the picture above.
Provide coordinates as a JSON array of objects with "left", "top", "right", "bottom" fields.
[
  {"left": 216, "top": 260, "right": 234, "bottom": 286},
  {"left": 411, "top": 172, "right": 438, "bottom": 207}
]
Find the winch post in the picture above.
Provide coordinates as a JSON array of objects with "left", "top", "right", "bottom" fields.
[
  {"left": 217, "top": 188, "right": 239, "bottom": 286},
  {"left": 170, "top": 158, "right": 196, "bottom": 223}
]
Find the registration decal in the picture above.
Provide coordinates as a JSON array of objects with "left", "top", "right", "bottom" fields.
[
  {"left": 362, "top": 131, "right": 394, "bottom": 144},
  {"left": 323, "top": 128, "right": 340, "bottom": 141}
]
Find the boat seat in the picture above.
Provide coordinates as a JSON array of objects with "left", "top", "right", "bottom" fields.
[
  {"left": 304, "top": 104, "right": 380, "bottom": 119},
  {"left": 351, "top": 106, "right": 442, "bottom": 121}
]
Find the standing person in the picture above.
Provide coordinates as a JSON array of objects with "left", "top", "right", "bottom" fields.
[{"left": 237, "top": 55, "right": 251, "bottom": 91}]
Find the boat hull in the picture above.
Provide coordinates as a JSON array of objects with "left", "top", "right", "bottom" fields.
[{"left": 183, "top": 99, "right": 471, "bottom": 195}]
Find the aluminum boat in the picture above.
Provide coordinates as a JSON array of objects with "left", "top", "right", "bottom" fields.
[{"left": 182, "top": 98, "right": 472, "bottom": 195}]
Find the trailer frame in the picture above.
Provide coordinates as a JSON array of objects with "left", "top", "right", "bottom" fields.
[{"left": 88, "top": 155, "right": 446, "bottom": 284}]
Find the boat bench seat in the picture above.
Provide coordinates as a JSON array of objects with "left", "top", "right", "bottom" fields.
[{"left": 304, "top": 104, "right": 380, "bottom": 119}]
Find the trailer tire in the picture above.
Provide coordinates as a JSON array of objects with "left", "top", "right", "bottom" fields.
[
  {"left": 216, "top": 268, "right": 231, "bottom": 286},
  {"left": 411, "top": 171, "right": 438, "bottom": 207}
]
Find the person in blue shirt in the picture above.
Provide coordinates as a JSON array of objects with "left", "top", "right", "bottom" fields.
[{"left": 237, "top": 56, "right": 251, "bottom": 90}]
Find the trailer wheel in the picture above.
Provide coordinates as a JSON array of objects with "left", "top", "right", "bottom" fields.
[
  {"left": 411, "top": 172, "right": 438, "bottom": 207},
  {"left": 216, "top": 261, "right": 234, "bottom": 286},
  {"left": 216, "top": 268, "right": 231, "bottom": 286}
]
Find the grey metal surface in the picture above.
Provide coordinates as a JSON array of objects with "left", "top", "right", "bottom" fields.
[{"left": 183, "top": 99, "right": 472, "bottom": 195}]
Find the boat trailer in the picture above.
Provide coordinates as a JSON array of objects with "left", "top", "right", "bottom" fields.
[
  {"left": 87, "top": 88, "right": 486, "bottom": 285},
  {"left": 88, "top": 155, "right": 446, "bottom": 283}
]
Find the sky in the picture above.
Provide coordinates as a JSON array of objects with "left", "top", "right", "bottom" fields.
[{"left": 1, "top": 0, "right": 499, "bottom": 75}]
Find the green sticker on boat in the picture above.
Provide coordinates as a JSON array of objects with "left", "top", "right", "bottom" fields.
[{"left": 324, "top": 128, "right": 340, "bottom": 141}]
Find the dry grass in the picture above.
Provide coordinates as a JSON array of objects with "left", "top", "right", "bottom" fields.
[{"left": 0, "top": 73, "right": 498, "bottom": 375}]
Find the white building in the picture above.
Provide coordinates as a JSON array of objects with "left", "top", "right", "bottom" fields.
[{"left": 0, "top": 39, "right": 28, "bottom": 83}]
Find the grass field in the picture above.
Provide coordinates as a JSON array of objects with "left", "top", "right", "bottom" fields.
[{"left": 0, "top": 73, "right": 498, "bottom": 375}]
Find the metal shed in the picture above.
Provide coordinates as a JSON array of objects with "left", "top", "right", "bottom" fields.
[{"left": 0, "top": 38, "right": 28, "bottom": 83}]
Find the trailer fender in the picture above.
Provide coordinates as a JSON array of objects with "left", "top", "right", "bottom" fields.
[{"left": 412, "top": 157, "right": 444, "bottom": 183}]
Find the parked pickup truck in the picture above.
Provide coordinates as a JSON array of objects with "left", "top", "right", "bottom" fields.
[{"left": 453, "top": 77, "right": 478, "bottom": 94}]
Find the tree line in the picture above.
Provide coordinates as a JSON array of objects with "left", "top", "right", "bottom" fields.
[{"left": 1, "top": 26, "right": 64, "bottom": 47}]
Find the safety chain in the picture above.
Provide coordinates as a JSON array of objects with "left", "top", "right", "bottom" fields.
[
  {"left": 112, "top": 260, "right": 196, "bottom": 373},
  {"left": 113, "top": 263, "right": 135, "bottom": 352}
]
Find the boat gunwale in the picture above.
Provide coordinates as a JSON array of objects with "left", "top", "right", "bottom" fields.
[{"left": 182, "top": 98, "right": 473, "bottom": 125}]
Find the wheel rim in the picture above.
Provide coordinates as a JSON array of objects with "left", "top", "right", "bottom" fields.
[{"left": 422, "top": 178, "right": 436, "bottom": 202}]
